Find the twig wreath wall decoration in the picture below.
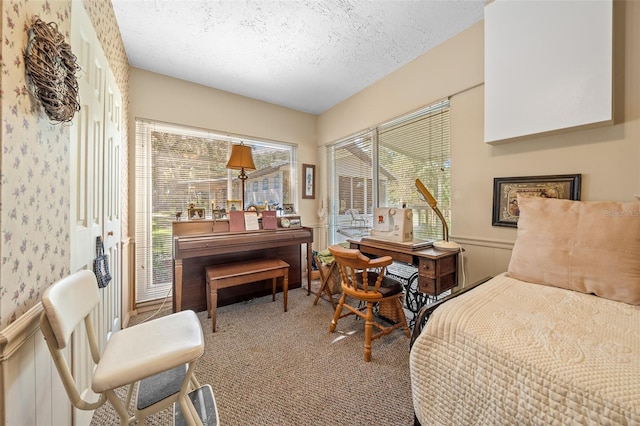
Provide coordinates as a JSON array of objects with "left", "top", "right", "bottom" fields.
[{"left": 24, "top": 18, "right": 81, "bottom": 124}]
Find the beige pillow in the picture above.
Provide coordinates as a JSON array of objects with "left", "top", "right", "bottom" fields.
[{"left": 508, "top": 196, "right": 640, "bottom": 305}]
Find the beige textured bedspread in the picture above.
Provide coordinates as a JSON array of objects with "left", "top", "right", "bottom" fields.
[{"left": 410, "top": 273, "right": 640, "bottom": 425}]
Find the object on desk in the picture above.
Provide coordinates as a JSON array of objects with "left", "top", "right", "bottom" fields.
[
  {"left": 278, "top": 215, "right": 301, "bottom": 228},
  {"left": 228, "top": 210, "right": 245, "bottom": 232},
  {"left": 187, "top": 207, "right": 205, "bottom": 220},
  {"left": 289, "top": 217, "right": 302, "bottom": 228},
  {"left": 211, "top": 209, "right": 223, "bottom": 220},
  {"left": 279, "top": 217, "right": 290, "bottom": 228},
  {"left": 361, "top": 236, "right": 433, "bottom": 251},
  {"left": 369, "top": 207, "right": 413, "bottom": 242},
  {"left": 416, "top": 179, "right": 460, "bottom": 252},
  {"left": 244, "top": 211, "right": 260, "bottom": 230},
  {"left": 226, "top": 199, "right": 243, "bottom": 213},
  {"left": 262, "top": 210, "right": 277, "bottom": 229}
]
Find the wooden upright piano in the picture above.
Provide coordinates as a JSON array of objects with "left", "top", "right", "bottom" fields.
[{"left": 172, "top": 219, "right": 313, "bottom": 312}]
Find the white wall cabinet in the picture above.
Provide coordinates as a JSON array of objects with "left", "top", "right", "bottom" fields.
[{"left": 484, "top": 0, "right": 613, "bottom": 143}]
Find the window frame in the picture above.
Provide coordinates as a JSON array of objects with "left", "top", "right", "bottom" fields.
[
  {"left": 134, "top": 119, "right": 297, "bottom": 304},
  {"left": 327, "top": 99, "right": 451, "bottom": 245}
]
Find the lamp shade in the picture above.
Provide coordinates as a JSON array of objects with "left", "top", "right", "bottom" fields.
[{"left": 226, "top": 144, "right": 256, "bottom": 171}]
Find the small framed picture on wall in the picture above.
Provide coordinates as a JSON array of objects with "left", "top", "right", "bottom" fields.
[{"left": 302, "top": 164, "right": 315, "bottom": 199}]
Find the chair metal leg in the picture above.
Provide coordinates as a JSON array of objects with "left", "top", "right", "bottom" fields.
[
  {"left": 104, "top": 389, "right": 133, "bottom": 426},
  {"left": 177, "top": 362, "right": 203, "bottom": 426}
]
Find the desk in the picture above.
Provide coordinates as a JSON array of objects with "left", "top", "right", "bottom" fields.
[
  {"left": 348, "top": 238, "right": 459, "bottom": 321},
  {"left": 173, "top": 224, "right": 313, "bottom": 312},
  {"left": 348, "top": 238, "right": 459, "bottom": 296}
]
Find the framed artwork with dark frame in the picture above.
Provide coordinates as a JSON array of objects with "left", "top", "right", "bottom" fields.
[
  {"left": 492, "top": 174, "right": 581, "bottom": 227},
  {"left": 302, "top": 164, "right": 316, "bottom": 199}
]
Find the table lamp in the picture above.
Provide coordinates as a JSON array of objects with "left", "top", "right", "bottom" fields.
[
  {"left": 226, "top": 142, "right": 256, "bottom": 209},
  {"left": 415, "top": 179, "right": 460, "bottom": 251}
]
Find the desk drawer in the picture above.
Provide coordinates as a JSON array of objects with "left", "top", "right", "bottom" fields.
[
  {"left": 355, "top": 244, "right": 413, "bottom": 264},
  {"left": 418, "top": 255, "right": 456, "bottom": 277},
  {"left": 418, "top": 255, "right": 457, "bottom": 296},
  {"left": 418, "top": 273, "right": 456, "bottom": 296}
]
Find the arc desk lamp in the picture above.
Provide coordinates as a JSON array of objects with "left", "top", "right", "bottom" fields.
[{"left": 415, "top": 179, "right": 460, "bottom": 252}]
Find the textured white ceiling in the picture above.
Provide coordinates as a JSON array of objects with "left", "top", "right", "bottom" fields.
[{"left": 112, "top": 0, "right": 484, "bottom": 114}]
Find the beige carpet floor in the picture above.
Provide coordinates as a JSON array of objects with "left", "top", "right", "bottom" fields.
[{"left": 91, "top": 280, "right": 414, "bottom": 425}]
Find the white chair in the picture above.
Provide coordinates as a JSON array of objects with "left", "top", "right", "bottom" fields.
[
  {"left": 40, "top": 270, "right": 217, "bottom": 425},
  {"left": 347, "top": 209, "right": 368, "bottom": 228}
]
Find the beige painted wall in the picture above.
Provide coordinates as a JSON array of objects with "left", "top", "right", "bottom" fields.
[
  {"left": 127, "top": 68, "right": 319, "bottom": 233},
  {"left": 318, "top": 2, "right": 640, "bottom": 284}
]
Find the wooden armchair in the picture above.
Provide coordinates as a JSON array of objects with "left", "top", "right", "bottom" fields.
[{"left": 328, "top": 244, "right": 410, "bottom": 362}]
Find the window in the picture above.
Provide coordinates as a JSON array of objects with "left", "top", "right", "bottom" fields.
[
  {"left": 135, "top": 119, "right": 296, "bottom": 303},
  {"left": 328, "top": 131, "right": 374, "bottom": 240},
  {"left": 328, "top": 99, "right": 450, "bottom": 244}
]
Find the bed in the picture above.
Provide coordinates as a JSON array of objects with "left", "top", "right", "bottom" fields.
[{"left": 410, "top": 196, "right": 640, "bottom": 425}]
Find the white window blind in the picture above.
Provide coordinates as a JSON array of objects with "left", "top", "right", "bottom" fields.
[
  {"left": 135, "top": 119, "right": 295, "bottom": 304},
  {"left": 328, "top": 99, "right": 450, "bottom": 244},
  {"left": 378, "top": 100, "right": 450, "bottom": 241},
  {"left": 328, "top": 131, "right": 374, "bottom": 242}
]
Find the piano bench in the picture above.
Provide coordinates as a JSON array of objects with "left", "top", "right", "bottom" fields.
[{"left": 205, "top": 259, "right": 290, "bottom": 332}]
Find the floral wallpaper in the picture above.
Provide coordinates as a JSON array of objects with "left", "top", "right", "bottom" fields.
[{"left": 0, "top": 0, "right": 129, "bottom": 329}]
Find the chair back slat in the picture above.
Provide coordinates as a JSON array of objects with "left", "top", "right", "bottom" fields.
[{"left": 328, "top": 245, "right": 392, "bottom": 294}]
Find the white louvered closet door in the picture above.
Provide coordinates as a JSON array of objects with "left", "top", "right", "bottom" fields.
[{"left": 69, "top": 1, "right": 123, "bottom": 424}]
